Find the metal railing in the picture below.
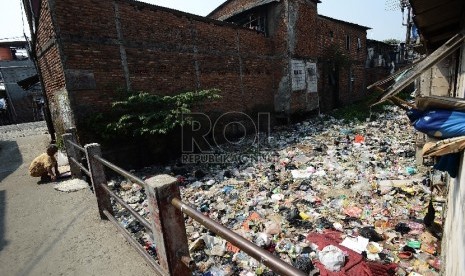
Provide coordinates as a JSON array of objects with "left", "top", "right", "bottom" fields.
[
  {"left": 63, "top": 135, "right": 168, "bottom": 275},
  {"left": 62, "top": 130, "right": 306, "bottom": 276},
  {"left": 103, "top": 209, "right": 166, "bottom": 276},
  {"left": 172, "top": 198, "right": 306, "bottom": 276}
]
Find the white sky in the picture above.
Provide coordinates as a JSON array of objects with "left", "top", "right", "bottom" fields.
[{"left": 0, "top": 0, "right": 406, "bottom": 42}]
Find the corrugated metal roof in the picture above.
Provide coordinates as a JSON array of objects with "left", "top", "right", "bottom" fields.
[{"left": 410, "top": 0, "right": 465, "bottom": 49}]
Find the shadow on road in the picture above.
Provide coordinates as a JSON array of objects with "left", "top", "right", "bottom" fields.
[
  {"left": 0, "top": 141, "right": 22, "bottom": 252},
  {"left": 17, "top": 203, "right": 89, "bottom": 276},
  {"left": 0, "top": 190, "right": 7, "bottom": 251},
  {"left": 0, "top": 140, "right": 23, "bottom": 183}
]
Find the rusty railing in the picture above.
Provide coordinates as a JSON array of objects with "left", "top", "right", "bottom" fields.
[{"left": 62, "top": 131, "right": 305, "bottom": 276}]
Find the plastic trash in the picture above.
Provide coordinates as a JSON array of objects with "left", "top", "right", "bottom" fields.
[
  {"left": 105, "top": 105, "right": 439, "bottom": 275},
  {"left": 359, "top": 226, "right": 384, "bottom": 242},
  {"left": 318, "top": 245, "right": 346, "bottom": 272},
  {"left": 354, "top": 134, "right": 365, "bottom": 143},
  {"left": 292, "top": 256, "right": 314, "bottom": 274},
  {"left": 340, "top": 236, "right": 369, "bottom": 254}
]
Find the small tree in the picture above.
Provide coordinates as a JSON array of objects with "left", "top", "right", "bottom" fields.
[
  {"left": 107, "top": 89, "right": 221, "bottom": 136},
  {"left": 383, "top": 38, "right": 401, "bottom": 45}
]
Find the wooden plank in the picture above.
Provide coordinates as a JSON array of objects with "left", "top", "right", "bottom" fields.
[{"left": 372, "top": 33, "right": 464, "bottom": 105}]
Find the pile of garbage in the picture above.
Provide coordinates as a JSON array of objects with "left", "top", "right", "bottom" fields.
[{"left": 109, "top": 106, "right": 444, "bottom": 276}]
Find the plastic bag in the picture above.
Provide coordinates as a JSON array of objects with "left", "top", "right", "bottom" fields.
[{"left": 318, "top": 245, "right": 346, "bottom": 272}]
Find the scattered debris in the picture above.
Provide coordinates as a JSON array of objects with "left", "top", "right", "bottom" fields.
[{"left": 110, "top": 106, "right": 444, "bottom": 275}]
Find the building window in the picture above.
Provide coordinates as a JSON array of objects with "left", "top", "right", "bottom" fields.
[
  {"left": 228, "top": 11, "right": 268, "bottom": 35},
  {"left": 346, "top": 35, "right": 350, "bottom": 50},
  {"left": 329, "top": 31, "right": 334, "bottom": 42},
  {"left": 357, "top": 37, "right": 362, "bottom": 50}
]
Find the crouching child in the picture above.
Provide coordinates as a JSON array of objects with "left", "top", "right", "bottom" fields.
[{"left": 29, "top": 144, "right": 60, "bottom": 183}]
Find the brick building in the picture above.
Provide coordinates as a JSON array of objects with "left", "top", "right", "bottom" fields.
[{"left": 23, "top": 0, "right": 369, "bottom": 144}]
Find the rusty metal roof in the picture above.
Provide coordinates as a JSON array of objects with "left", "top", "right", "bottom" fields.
[{"left": 410, "top": 0, "right": 465, "bottom": 49}]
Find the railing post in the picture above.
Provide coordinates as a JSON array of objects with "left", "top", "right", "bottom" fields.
[
  {"left": 146, "top": 175, "right": 191, "bottom": 276},
  {"left": 85, "top": 143, "right": 113, "bottom": 220},
  {"left": 62, "top": 130, "right": 82, "bottom": 179}
]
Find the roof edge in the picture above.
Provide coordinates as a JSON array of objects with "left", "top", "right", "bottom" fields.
[
  {"left": 207, "top": 0, "right": 230, "bottom": 18},
  {"left": 119, "top": 0, "right": 263, "bottom": 33},
  {"left": 318, "top": 14, "right": 371, "bottom": 30}
]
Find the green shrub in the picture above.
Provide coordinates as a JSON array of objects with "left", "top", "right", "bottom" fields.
[{"left": 107, "top": 89, "right": 221, "bottom": 136}]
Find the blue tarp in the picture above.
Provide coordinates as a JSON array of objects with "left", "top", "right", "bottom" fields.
[
  {"left": 0, "top": 98, "right": 6, "bottom": 110},
  {"left": 407, "top": 109, "right": 465, "bottom": 139}
]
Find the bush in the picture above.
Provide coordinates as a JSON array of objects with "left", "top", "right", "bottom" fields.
[{"left": 107, "top": 89, "right": 221, "bottom": 136}]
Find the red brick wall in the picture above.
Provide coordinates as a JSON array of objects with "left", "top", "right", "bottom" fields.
[
  {"left": 289, "top": 0, "right": 319, "bottom": 112},
  {"left": 35, "top": 0, "right": 371, "bottom": 141},
  {"left": 44, "top": 0, "right": 278, "bottom": 136},
  {"left": 35, "top": 0, "right": 67, "bottom": 132},
  {"left": 317, "top": 16, "right": 368, "bottom": 111},
  {"left": 35, "top": 0, "right": 66, "bottom": 99},
  {"left": 295, "top": 2, "right": 318, "bottom": 57}
]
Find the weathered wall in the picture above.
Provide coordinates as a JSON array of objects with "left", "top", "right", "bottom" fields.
[
  {"left": 441, "top": 37, "right": 465, "bottom": 276},
  {"left": 415, "top": 17, "right": 465, "bottom": 274},
  {"left": 317, "top": 16, "right": 367, "bottom": 111},
  {"left": 275, "top": 0, "right": 321, "bottom": 114},
  {"left": 35, "top": 0, "right": 70, "bottom": 135},
  {"left": 40, "top": 0, "right": 279, "bottom": 142},
  {"left": 35, "top": 0, "right": 369, "bottom": 145},
  {"left": 288, "top": 0, "right": 320, "bottom": 113}
]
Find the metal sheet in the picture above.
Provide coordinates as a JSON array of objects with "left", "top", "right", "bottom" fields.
[
  {"left": 371, "top": 33, "right": 465, "bottom": 105},
  {"left": 410, "top": 0, "right": 465, "bottom": 48}
]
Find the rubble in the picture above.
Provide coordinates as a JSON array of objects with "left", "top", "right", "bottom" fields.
[{"left": 110, "top": 106, "right": 444, "bottom": 275}]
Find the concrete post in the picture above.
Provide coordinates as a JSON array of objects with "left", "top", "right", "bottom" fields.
[
  {"left": 62, "top": 131, "right": 82, "bottom": 179},
  {"left": 85, "top": 143, "right": 113, "bottom": 219},
  {"left": 146, "top": 175, "right": 191, "bottom": 276}
]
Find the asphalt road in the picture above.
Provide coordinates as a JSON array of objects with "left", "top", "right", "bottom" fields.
[{"left": 0, "top": 122, "right": 153, "bottom": 276}]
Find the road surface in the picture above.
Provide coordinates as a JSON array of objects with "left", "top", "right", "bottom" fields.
[{"left": 0, "top": 122, "right": 153, "bottom": 276}]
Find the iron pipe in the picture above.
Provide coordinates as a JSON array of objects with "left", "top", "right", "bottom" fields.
[
  {"left": 100, "top": 183, "right": 152, "bottom": 230},
  {"left": 171, "top": 198, "right": 306, "bottom": 276},
  {"left": 103, "top": 209, "right": 167, "bottom": 276}
]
